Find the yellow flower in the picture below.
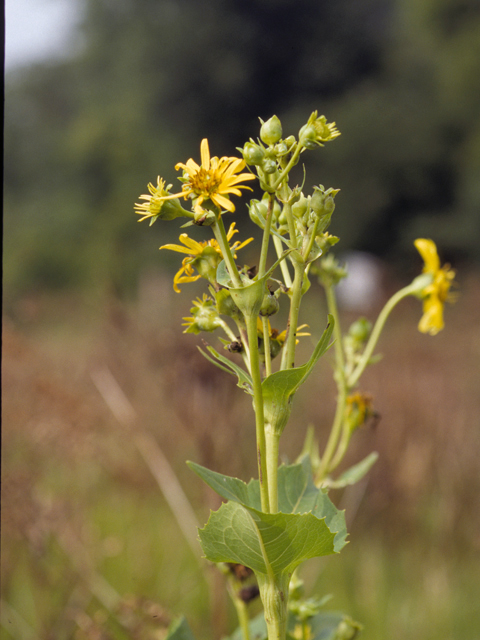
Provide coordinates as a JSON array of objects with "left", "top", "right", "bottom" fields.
[
  {"left": 134, "top": 177, "right": 188, "bottom": 223},
  {"left": 161, "top": 223, "right": 253, "bottom": 292},
  {"left": 146, "top": 139, "right": 255, "bottom": 217},
  {"left": 414, "top": 238, "right": 456, "bottom": 335}
]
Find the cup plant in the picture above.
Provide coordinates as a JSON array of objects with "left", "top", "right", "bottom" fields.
[{"left": 135, "top": 112, "right": 456, "bottom": 640}]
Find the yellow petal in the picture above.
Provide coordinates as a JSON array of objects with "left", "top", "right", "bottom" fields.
[
  {"left": 200, "top": 139, "right": 210, "bottom": 170},
  {"left": 414, "top": 238, "right": 440, "bottom": 274}
]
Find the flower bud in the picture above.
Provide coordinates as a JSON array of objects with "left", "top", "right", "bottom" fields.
[
  {"left": 261, "top": 157, "right": 277, "bottom": 174},
  {"left": 259, "top": 115, "right": 283, "bottom": 145},
  {"left": 242, "top": 141, "right": 265, "bottom": 166},
  {"left": 348, "top": 318, "right": 372, "bottom": 343},
  {"left": 215, "top": 288, "right": 243, "bottom": 321},
  {"left": 249, "top": 200, "right": 268, "bottom": 228},
  {"left": 274, "top": 141, "right": 288, "bottom": 157},
  {"left": 183, "top": 295, "right": 222, "bottom": 334},
  {"left": 259, "top": 292, "right": 280, "bottom": 317},
  {"left": 292, "top": 194, "right": 309, "bottom": 218},
  {"left": 283, "top": 135, "right": 296, "bottom": 149},
  {"left": 298, "top": 124, "right": 318, "bottom": 150},
  {"left": 193, "top": 207, "right": 216, "bottom": 226}
]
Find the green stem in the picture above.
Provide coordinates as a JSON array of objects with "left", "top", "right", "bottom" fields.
[
  {"left": 273, "top": 235, "right": 292, "bottom": 288},
  {"left": 228, "top": 586, "right": 251, "bottom": 640},
  {"left": 315, "top": 282, "right": 347, "bottom": 482},
  {"left": 258, "top": 195, "right": 274, "bottom": 278},
  {"left": 328, "top": 423, "right": 352, "bottom": 472},
  {"left": 347, "top": 283, "right": 416, "bottom": 388},
  {"left": 301, "top": 209, "right": 321, "bottom": 262},
  {"left": 212, "top": 217, "right": 243, "bottom": 288},
  {"left": 265, "top": 424, "right": 280, "bottom": 513},
  {"left": 280, "top": 262, "right": 304, "bottom": 371},
  {"left": 258, "top": 574, "right": 289, "bottom": 640},
  {"left": 245, "top": 313, "right": 270, "bottom": 513},
  {"left": 271, "top": 143, "right": 304, "bottom": 192},
  {"left": 262, "top": 316, "right": 272, "bottom": 378}
]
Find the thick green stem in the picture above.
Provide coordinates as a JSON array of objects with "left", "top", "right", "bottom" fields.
[
  {"left": 245, "top": 313, "right": 270, "bottom": 513},
  {"left": 265, "top": 424, "right": 280, "bottom": 513},
  {"left": 212, "top": 217, "right": 243, "bottom": 288},
  {"left": 258, "top": 574, "right": 289, "bottom": 640}
]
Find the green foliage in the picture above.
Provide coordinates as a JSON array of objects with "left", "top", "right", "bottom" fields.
[
  {"left": 189, "top": 459, "right": 347, "bottom": 576},
  {"left": 4, "top": 0, "right": 480, "bottom": 298},
  {"left": 261, "top": 317, "right": 334, "bottom": 435}
]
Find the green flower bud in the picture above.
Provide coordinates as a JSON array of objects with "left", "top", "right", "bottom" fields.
[
  {"left": 215, "top": 288, "right": 243, "bottom": 322},
  {"left": 292, "top": 194, "right": 309, "bottom": 218},
  {"left": 249, "top": 199, "right": 268, "bottom": 228},
  {"left": 310, "top": 185, "right": 340, "bottom": 233},
  {"left": 193, "top": 207, "right": 216, "bottom": 226},
  {"left": 284, "top": 135, "right": 296, "bottom": 149},
  {"left": 260, "top": 115, "right": 283, "bottom": 145},
  {"left": 259, "top": 292, "right": 280, "bottom": 317},
  {"left": 298, "top": 123, "right": 318, "bottom": 150},
  {"left": 194, "top": 246, "right": 222, "bottom": 284},
  {"left": 183, "top": 295, "right": 222, "bottom": 334},
  {"left": 348, "top": 318, "right": 372, "bottom": 343},
  {"left": 242, "top": 141, "right": 265, "bottom": 165},
  {"left": 299, "top": 111, "right": 341, "bottom": 149},
  {"left": 261, "top": 157, "right": 277, "bottom": 174},
  {"left": 274, "top": 141, "right": 288, "bottom": 157}
]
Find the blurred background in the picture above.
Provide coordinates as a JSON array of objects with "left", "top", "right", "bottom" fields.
[{"left": 2, "top": 0, "right": 480, "bottom": 639}]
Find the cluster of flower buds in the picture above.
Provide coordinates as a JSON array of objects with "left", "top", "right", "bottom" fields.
[{"left": 241, "top": 112, "right": 340, "bottom": 190}]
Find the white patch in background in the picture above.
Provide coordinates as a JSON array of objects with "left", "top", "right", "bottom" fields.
[
  {"left": 5, "top": 0, "right": 84, "bottom": 71},
  {"left": 336, "top": 251, "right": 384, "bottom": 312}
]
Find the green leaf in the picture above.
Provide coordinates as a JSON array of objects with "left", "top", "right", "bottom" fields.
[
  {"left": 189, "top": 458, "right": 347, "bottom": 552},
  {"left": 197, "top": 345, "right": 253, "bottom": 395},
  {"left": 262, "top": 316, "right": 334, "bottom": 435},
  {"left": 187, "top": 461, "right": 262, "bottom": 511},
  {"left": 165, "top": 617, "right": 197, "bottom": 640},
  {"left": 199, "top": 501, "right": 340, "bottom": 576},
  {"left": 301, "top": 612, "right": 362, "bottom": 640},
  {"left": 324, "top": 452, "right": 379, "bottom": 489}
]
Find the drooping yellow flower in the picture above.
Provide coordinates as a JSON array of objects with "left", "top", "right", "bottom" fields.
[
  {"left": 161, "top": 223, "right": 253, "bottom": 292},
  {"left": 414, "top": 238, "right": 456, "bottom": 335},
  {"left": 145, "top": 139, "right": 255, "bottom": 217}
]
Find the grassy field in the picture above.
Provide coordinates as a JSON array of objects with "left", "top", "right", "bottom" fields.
[{"left": 2, "top": 272, "right": 480, "bottom": 640}]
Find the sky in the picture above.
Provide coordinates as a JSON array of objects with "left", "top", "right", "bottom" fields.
[{"left": 5, "top": 0, "right": 84, "bottom": 71}]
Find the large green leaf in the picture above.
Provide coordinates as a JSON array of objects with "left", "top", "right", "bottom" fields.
[
  {"left": 199, "top": 501, "right": 339, "bottom": 576},
  {"left": 262, "top": 316, "right": 334, "bottom": 435},
  {"left": 188, "top": 458, "right": 347, "bottom": 552}
]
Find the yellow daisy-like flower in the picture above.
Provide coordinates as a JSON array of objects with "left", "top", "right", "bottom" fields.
[
  {"left": 146, "top": 139, "right": 256, "bottom": 216},
  {"left": 134, "top": 177, "right": 189, "bottom": 224},
  {"left": 414, "top": 238, "right": 456, "bottom": 335},
  {"left": 161, "top": 223, "right": 253, "bottom": 292}
]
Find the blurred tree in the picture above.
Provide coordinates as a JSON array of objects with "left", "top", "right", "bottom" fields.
[{"left": 4, "top": 0, "right": 479, "bottom": 299}]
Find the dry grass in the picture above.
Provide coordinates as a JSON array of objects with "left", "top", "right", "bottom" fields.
[{"left": 2, "top": 272, "right": 480, "bottom": 639}]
